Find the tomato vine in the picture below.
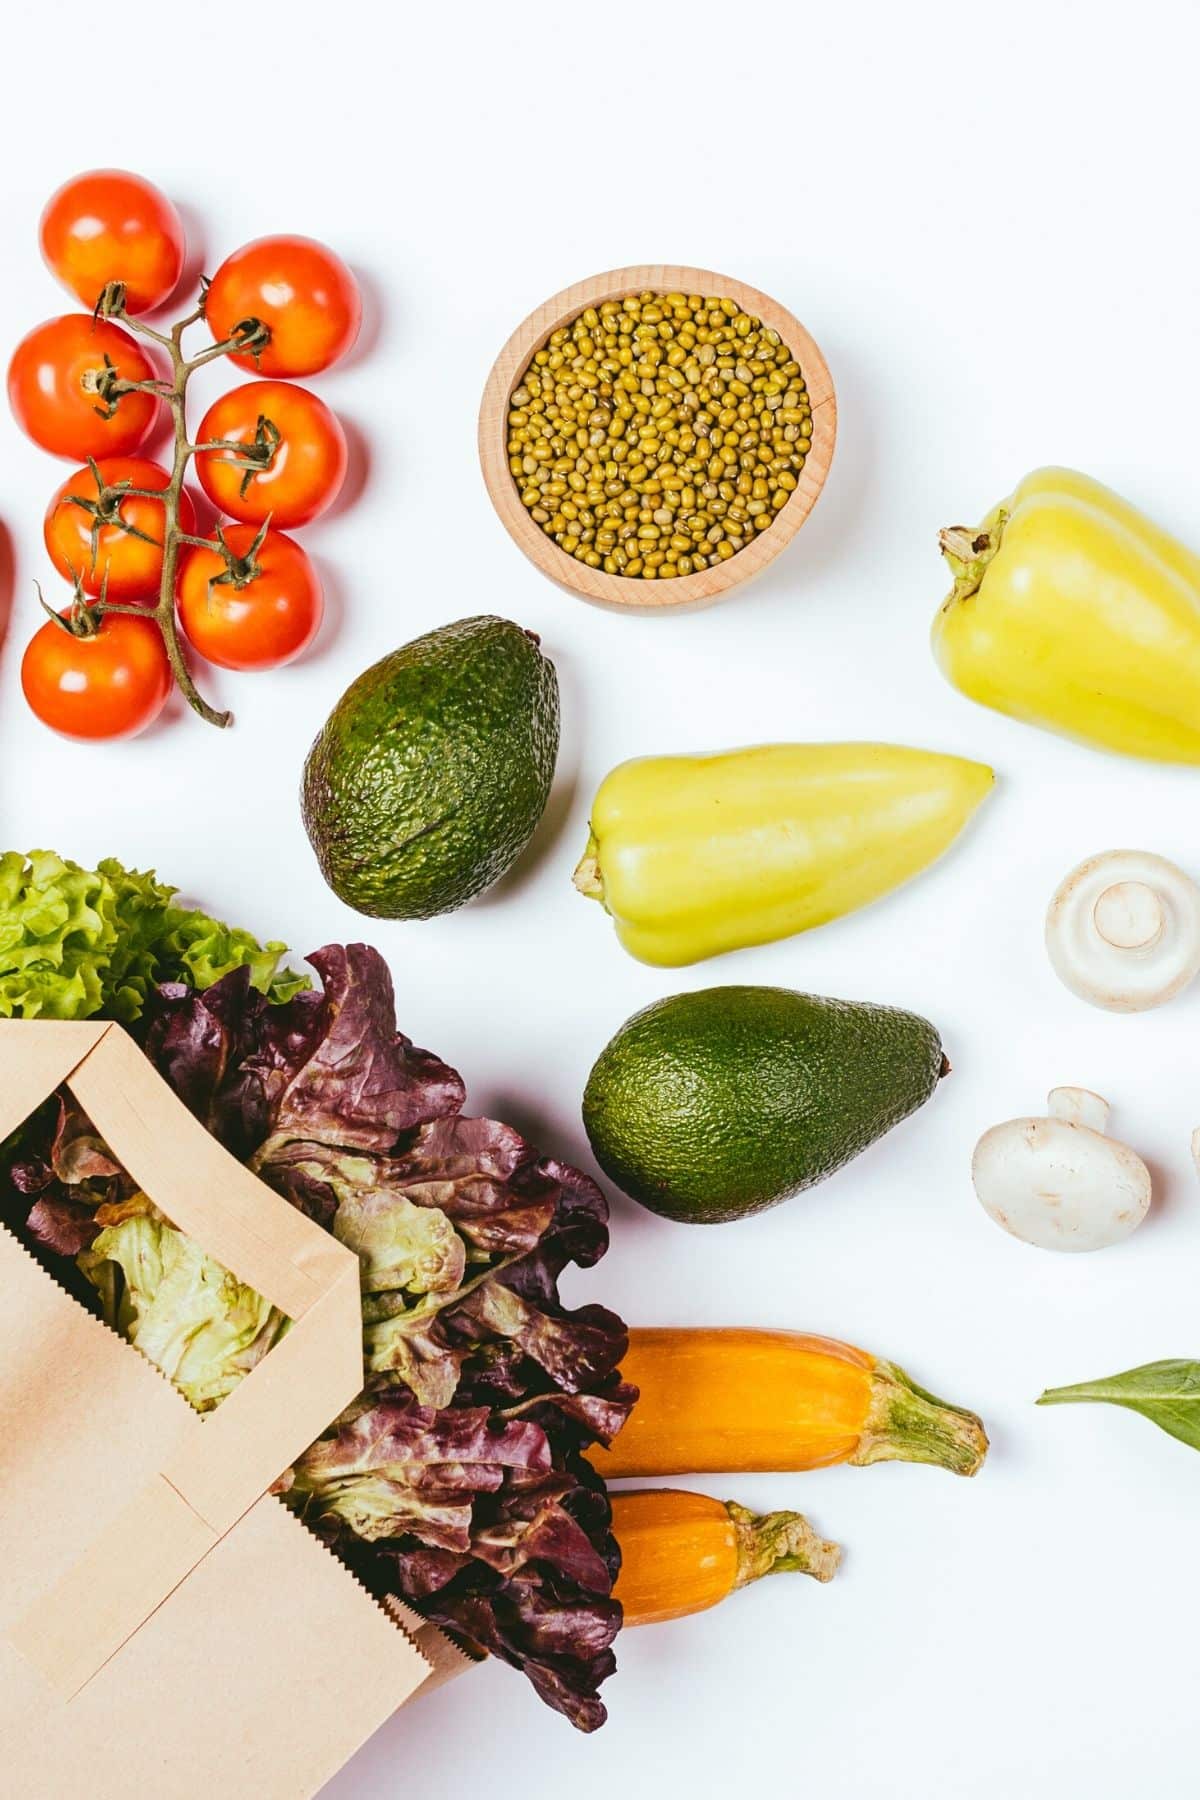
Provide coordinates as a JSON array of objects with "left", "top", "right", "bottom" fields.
[{"left": 73, "top": 283, "right": 274, "bottom": 727}]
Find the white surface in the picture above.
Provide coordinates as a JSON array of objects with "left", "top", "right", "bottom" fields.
[{"left": 1, "top": 4, "right": 1198, "bottom": 1795}]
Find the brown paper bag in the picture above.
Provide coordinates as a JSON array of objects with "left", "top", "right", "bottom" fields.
[{"left": 0, "top": 1020, "right": 472, "bottom": 1798}]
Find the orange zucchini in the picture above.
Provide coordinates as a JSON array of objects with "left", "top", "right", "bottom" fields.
[
  {"left": 593, "top": 1328, "right": 988, "bottom": 1479},
  {"left": 612, "top": 1488, "right": 839, "bottom": 1627}
]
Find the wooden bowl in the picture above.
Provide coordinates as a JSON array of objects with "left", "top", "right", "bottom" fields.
[{"left": 479, "top": 264, "right": 836, "bottom": 610}]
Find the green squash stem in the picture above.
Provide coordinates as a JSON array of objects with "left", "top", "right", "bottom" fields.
[
  {"left": 728, "top": 1501, "right": 841, "bottom": 1588},
  {"left": 853, "top": 1358, "right": 989, "bottom": 1477}
]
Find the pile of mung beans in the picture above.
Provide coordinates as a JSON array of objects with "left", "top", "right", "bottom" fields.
[{"left": 506, "top": 291, "right": 813, "bottom": 581}]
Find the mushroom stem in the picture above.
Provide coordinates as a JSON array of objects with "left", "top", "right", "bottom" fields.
[
  {"left": 1045, "top": 849, "right": 1200, "bottom": 1013},
  {"left": 1093, "top": 881, "right": 1164, "bottom": 953},
  {"left": 1047, "top": 1087, "right": 1110, "bottom": 1133}
]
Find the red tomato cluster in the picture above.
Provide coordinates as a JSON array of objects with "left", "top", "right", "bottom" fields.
[{"left": 8, "top": 170, "right": 361, "bottom": 740}]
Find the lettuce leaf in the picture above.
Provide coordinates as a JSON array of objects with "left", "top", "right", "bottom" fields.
[
  {"left": 259, "top": 945, "right": 467, "bottom": 1152},
  {"left": 78, "top": 1194, "right": 288, "bottom": 1411},
  {"left": 287, "top": 1398, "right": 554, "bottom": 1547},
  {"left": 0, "top": 850, "right": 306, "bottom": 1024},
  {"left": 374, "top": 1455, "right": 624, "bottom": 1733}
]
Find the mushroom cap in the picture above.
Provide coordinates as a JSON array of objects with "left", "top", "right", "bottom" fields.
[
  {"left": 1046, "top": 849, "right": 1200, "bottom": 1013},
  {"left": 972, "top": 1112, "right": 1151, "bottom": 1252}
]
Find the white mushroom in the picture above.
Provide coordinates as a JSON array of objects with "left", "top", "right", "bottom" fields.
[
  {"left": 972, "top": 1088, "right": 1151, "bottom": 1252},
  {"left": 1046, "top": 849, "right": 1200, "bottom": 1012}
]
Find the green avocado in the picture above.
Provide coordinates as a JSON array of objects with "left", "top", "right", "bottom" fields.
[
  {"left": 301, "top": 616, "right": 559, "bottom": 919},
  {"left": 582, "top": 985, "right": 947, "bottom": 1224}
]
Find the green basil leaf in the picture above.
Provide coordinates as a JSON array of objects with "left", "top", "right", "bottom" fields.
[{"left": 1038, "top": 1359, "right": 1200, "bottom": 1451}]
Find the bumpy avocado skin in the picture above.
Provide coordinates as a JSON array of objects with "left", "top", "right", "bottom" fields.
[
  {"left": 582, "top": 985, "right": 945, "bottom": 1224},
  {"left": 302, "top": 616, "right": 559, "bottom": 919}
]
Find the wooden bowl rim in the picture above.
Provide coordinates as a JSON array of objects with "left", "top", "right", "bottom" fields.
[{"left": 478, "top": 263, "right": 837, "bottom": 611}]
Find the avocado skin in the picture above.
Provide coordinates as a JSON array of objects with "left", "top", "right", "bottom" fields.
[
  {"left": 302, "top": 616, "right": 559, "bottom": 919},
  {"left": 582, "top": 985, "right": 945, "bottom": 1224}
]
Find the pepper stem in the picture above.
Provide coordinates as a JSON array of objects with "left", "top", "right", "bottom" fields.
[
  {"left": 938, "top": 510, "right": 1008, "bottom": 609},
  {"left": 573, "top": 833, "right": 605, "bottom": 902},
  {"left": 728, "top": 1501, "right": 841, "bottom": 1587},
  {"left": 853, "top": 1359, "right": 989, "bottom": 1477}
]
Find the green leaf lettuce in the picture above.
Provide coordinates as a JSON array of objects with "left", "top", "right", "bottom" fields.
[
  {"left": 78, "top": 1194, "right": 288, "bottom": 1411},
  {"left": 0, "top": 850, "right": 306, "bottom": 1024}
]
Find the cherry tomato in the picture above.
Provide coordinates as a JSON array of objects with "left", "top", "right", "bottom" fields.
[
  {"left": 44, "top": 457, "right": 196, "bottom": 601},
  {"left": 194, "top": 380, "right": 347, "bottom": 527},
  {"left": 8, "top": 315, "right": 161, "bottom": 459},
  {"left": 40, "top": 170, "right": 185, "bottom": 314},
  {"left": 177, "top": 524, "right": 323, "bottom": 670},
  {"left": 205, "top": 236, "right": 361, "bottom": 376},
  {"left": 22, "top": 607, "right": 171, "bottom": 741}
]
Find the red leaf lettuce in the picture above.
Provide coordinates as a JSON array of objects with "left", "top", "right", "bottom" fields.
[{"left": 1, "top": 943, "right": 634, "bottom": 1731}]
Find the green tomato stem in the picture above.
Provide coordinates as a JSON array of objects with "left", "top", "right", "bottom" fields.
[{"left": 101, "top": 298, "right": 234, "bottom": 729}]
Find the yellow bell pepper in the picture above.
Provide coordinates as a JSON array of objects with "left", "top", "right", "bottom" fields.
[
  {"left": 573, "top": 741, "right": 993, "bottom": 966},
  {"left": 932, "top": 466, "right": 1200, "bottom": 762}
]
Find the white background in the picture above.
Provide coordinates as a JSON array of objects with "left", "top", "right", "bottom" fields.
[{"left": 1, "top": 3, "right": 1198, "bottom": 1795}]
